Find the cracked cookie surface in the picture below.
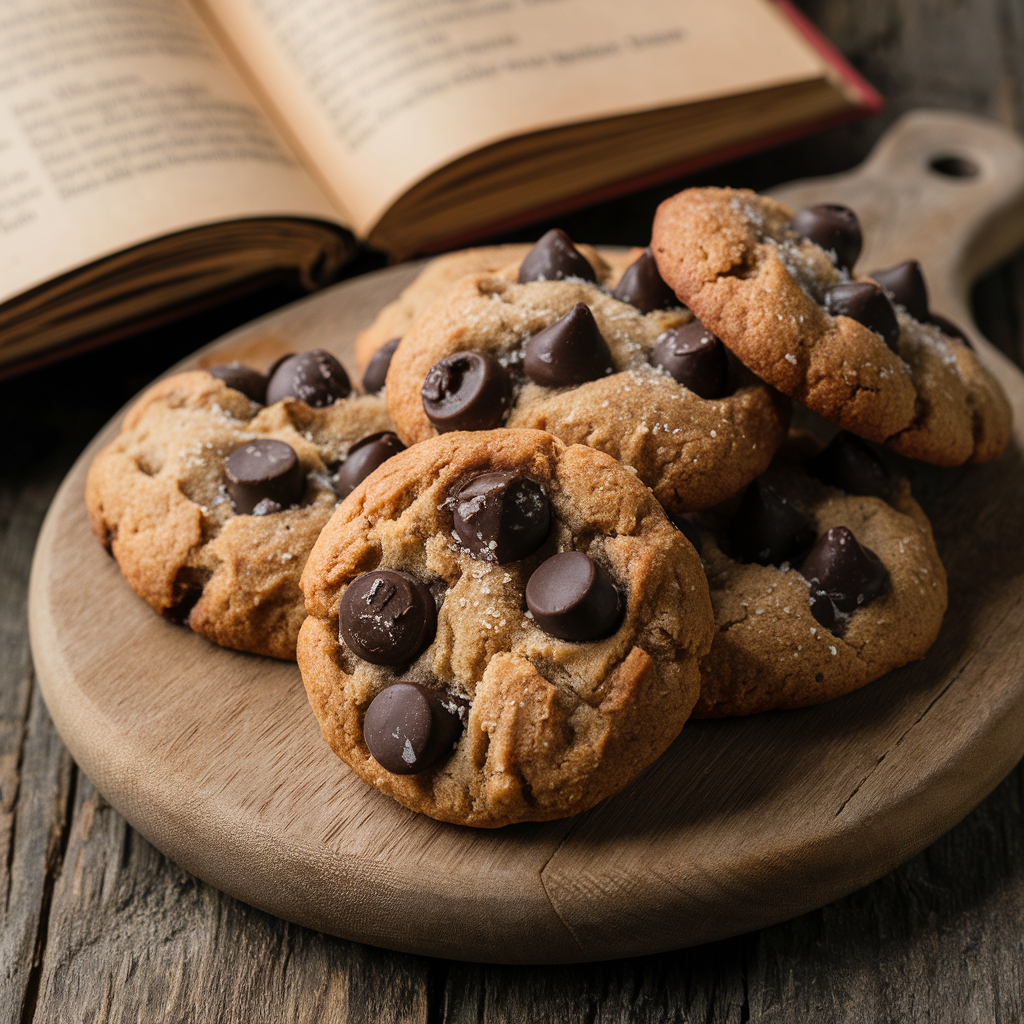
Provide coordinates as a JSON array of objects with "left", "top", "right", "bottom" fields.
[
  {"left": 354, "top": 242, "right": 640, "bottom": 371},
  {"left": 680, "top": 436, "right": 947, "bottom": 717},
  {"left": 385, "top": 274, "right": 790, "bottom": 512},
  {"left": 297, "top": 429, "right": 714, "bottom": 827},
  {"left": 651, "top": 187, "right": 1011, "bottom": 466},
  {"left": 86, "top": 370, "right": 392, "bottom": 659}
]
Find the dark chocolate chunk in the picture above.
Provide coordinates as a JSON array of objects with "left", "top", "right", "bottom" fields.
[
  {"left": 612, "top": 248, "right": 679, "bottom": 313},
  {"left": 791, "top": 204, "right": 863, "bottom": 270},
  {"left": 807, "top": 587, "right": 837, "bottom": 630},
  {"left": 728, "top": 480, "right": 816, "bottom": 566},
  {"left": 265, "top": 353, "right": 291, "bottom": 380},
  {"left": 523, "top": 303, "right": 615, "bottom": 387},
  {"left": 265, "top": 350, "right": 352, "bottom": 407},
  {"left": 340, "top": 569, "right": 437, "bottom": 665},
  {"left": 928, "top": 313, "right": 973, "bottom": 348},
  {"left": 363, "top": 682, "right": 466, "bottom": 775},
  {"left": 808, "top": 432, "right": 891, "bottom": 499},
  {"left": 869, "top": 260, "right": 929, "bottom": 322},
  {"left": 651, "top": 319, "right": 730, "bottom": 399},
  {"left": 526, "top": 551, "right": 622, "bottom": 641},
  {"left": 518, "top": 228, "right": 596, "bottom": 284},
  {"left": 453, "top": 472, "right": 550, "bottom": 563},
  {"left": 823, "top": 281, "right": 901, "bottom": 352},
  {"left": 333, "top": 432, "right": 405, "bottom": 499},
  {"left": 225, "top": 439, "right": 305, "bottom": 515},
  {"left": 800, "top": 526, "right": 889, "bottom": 627},
  {"left": 363, "top": 338, "right": 401, "bottom": 394},
  {"left": 421, "top": 351, "right": 512, "bottom": 432},
  {"left": 668, "top": 512, "right": 703, "bottom": 556},
  {"left": 161, "top": 567, "right": 209, "bottom": 625},
  {"left": 208, "top": 362, "right": 268, "bottom": 404}
]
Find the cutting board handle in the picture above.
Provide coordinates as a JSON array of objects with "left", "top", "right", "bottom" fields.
[{"left": 769, "top": 109, "right": 1024, "bottom": 357}]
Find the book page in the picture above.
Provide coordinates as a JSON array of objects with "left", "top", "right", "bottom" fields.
[
  {"left": 200, "top": 0, "right": 834, "bottom": 236},
  {"left": 0, "top": 0, "right": 341, "bottom": 304}
]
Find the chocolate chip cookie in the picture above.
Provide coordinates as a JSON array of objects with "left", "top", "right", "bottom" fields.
[
  {"left": 297, "top": 428, "right": 714, "bottom": 827},
  {"left": 355, "top": 235, "right": 643, "bottom": 387},
  {"left": 385, "top": 242, "right": 790, "bottom": 513},
  {"left": 674, "top": 432, "right": 947, "bottom": 717},
  {"left": 651, "top": 187, "right": 1011, "bottom": 466},
  {"left": 86, "top": 357, "right": 397, "bottom": 659}
]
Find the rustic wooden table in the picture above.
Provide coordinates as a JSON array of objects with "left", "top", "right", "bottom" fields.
[{"left": 4, "top": 3, "right": 1024, "bottom": 1020}]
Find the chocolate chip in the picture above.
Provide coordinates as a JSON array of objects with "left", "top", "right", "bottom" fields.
[
  {"left": 162, "top": 566, "right": 210, "bottom": 625},
  {"left": 823, "top": 281, "right": 901, "bottom": 352},
  {"left": 800, "top": 526, "right": 889, "bottom": 629},
  {"left": 265, "top": 350, "right": 352, "bottom": 407},
  {"left": 363, "top": 683, "right": 466, "bottom": 775},
  {"left": 928, "top": 313, "right": 973, "bottom": 348},
  {"left": 791, "top": 204, "right": 863, "bottom": 270},
  {"left": 264, "top": 353, "right": 291, "bottom": 381},
  {"left": 651, "top": 319, "right": 730, "bottom": 399},
  {"left": 333, "top": 432, "right": 405, "bottom": 499},
  {"left": 523, "top": 303, "right": 615, "bottom": 387},
  {"left": 808, "top": 432, "right": 891, "bottom": 499},
  {"left": 869, "top": 260, "right": 929, "bottom": 321},
  {"left": 807, "top": 588, "right": 836, "bottom": 630},
  {"left": 612, "top": 248, "right": 679, "bottom": 313},
  {"left": 453, "top": 472, "right": 550, "bottom": 563},
  {"left": 225, "top": 439, "right": 305, "bottom": 515},
  {"left": 668, "top": 512, "right": 703, "bottom": 556},
  {"left": 526, "top": 551, "right": 622, "bottom": 641},
  {"left": 728, "top": 480, "right": 816, "bottom": 566},
  {"left": 421, "top": 351, "right": 512, "bottom": 432},
  {"left": 340, "top": 569, "right": 437, "bottom": 665},
  {"left": 518, "top": 228, "right": 596, "bottom": 284},
  {"left": 363, "top": 338, "right": 401, "bottom": 394},
  {"left": 208, "top": 362, "right": 268, "bottom": 404}
]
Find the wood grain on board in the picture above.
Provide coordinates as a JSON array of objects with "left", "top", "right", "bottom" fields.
[{"left": 24, "top": 111, "right": 1024, "bottom": 965}]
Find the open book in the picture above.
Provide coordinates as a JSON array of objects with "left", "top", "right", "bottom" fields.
[{"left": 0, "top": 0, "right": 879, "bottom": 374}]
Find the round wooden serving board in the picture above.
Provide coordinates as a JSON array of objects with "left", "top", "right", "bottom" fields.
[{"left": 28, "top": 111, "right": 1024, "bottom": 964}]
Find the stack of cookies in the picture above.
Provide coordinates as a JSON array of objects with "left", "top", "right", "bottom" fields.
[{"left": 87, "top": 190, "right": 1011, "bottom": 827}]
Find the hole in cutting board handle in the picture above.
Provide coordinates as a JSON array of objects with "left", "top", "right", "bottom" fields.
[{"left": 929, "top": 154, "right": 980, "bottom": 178}]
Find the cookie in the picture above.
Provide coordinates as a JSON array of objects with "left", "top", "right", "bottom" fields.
[
  {"left": 384, "top": 257, "right": 790, "bottom": 513},
  {"left": 355, "top": 237, "right": 642, "bottom": 381},
  {"left": 651, "top": 187, "right": 1011, "bottom": 466},
  {"left": 675, "top": 432, "right": 947, "bottom": 717},
  {"left": 86, "top": 359, "right": 396, "bottom": 659},
  {"left": 297, "top": 429, "right": 714, "bottom": 827}
]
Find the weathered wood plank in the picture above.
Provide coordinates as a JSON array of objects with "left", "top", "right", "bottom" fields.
[
  {"left": 28, "top": 776, "right": 432, "bottom": 1024},
  {"left": 0, "top": 686, "right": 74, "bottom": 1024},
  {"left": 743, "top": 763, "right": 1024, "bottom": 1022},
  {"left": 441, "top": 941, "right": 748, "bottom": 1024},
  {"left": 0, "top": 450, "right": 78, "bottom": 1023}
]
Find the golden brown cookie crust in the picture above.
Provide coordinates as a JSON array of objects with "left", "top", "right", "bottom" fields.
[
  {"left": 385, "top": 274, "right": 790, "bottom": 512},
  {"left": 651, "top": 187, "right": 1011, "bottom": 466},
  {"left": 86, "top": 370, "right": 392, "bottom": 659},
  {"left": 686, "top": 440, "right": 947, "bottom": 717},
  {"left": 297, "top": 429, "right": 714, "bottom": 827},
  {"left": 354, "top": 243, "right": 640, "bottom": 370}
]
